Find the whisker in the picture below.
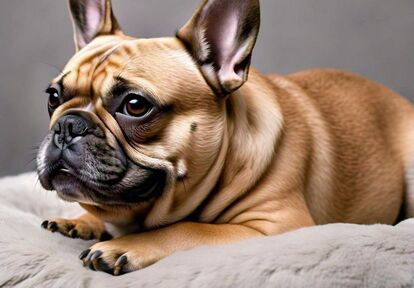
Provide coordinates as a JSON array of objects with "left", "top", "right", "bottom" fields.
[
  {"left": 117, "top": 55, "right": 136, "bottom": 79},
  {"left": 32, "top": 174, "right": 42, "bottom": 196},
  {"left": 181, "top": 178, "right": 188, "bottom": 195},
  {"left": 39, "top": 62, "right": 64, "bottom": 75},
  {"left": 24, "top": 157, "right": 37, "bottom": 168}
]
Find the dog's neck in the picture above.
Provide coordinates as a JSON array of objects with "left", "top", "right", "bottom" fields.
[{"left": 196, "top": 70, "right": 284, "bottom": 222}]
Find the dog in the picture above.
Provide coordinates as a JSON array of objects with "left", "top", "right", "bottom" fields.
[{"left": 37, "top": 0, "right": 414, "bottom": 275}]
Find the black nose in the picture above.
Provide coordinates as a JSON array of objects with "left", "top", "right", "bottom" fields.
[{"left": 53, "top": 114, "right": 94, "bottom": 149}]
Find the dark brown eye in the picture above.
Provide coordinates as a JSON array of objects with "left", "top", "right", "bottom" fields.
[
  {"left": 122, "top": 94, "right": 153, "bottom": 117},
  {"left": 46, "top": 87, "right": 60, "bottom": 110}
]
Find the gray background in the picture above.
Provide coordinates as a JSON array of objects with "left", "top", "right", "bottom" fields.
[{"left": 0, "top": 0, "right": 413, "bottom": 177}]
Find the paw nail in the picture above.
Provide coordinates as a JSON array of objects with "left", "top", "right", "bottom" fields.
[
  {"left": 113, "top": 266, "right": 122, "bottom": 276},
  {"left": 47, "top": 221, "right": 58, "bottom": 232},
  {"left": 69, "top": 229, "right": 78, "bottom": 238},
  {"left": 41, "top": 220, "right": 48, "bottom": 229},
  {"left": 90, "top": 250, "right": 103, "bottom": 261},
  {"left": 114, "top": 255, "right": 128, "bottom": 276},
  {"left": 115, "top": 255, "right": 128, "bottom": 267},
  {"left": 79, "top": 249, "right": 91, "bottom": 260}
]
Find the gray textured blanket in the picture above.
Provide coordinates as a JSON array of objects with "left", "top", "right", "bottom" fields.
[{"left": 0, "top": 173, "right": 413, "bottom": 288}]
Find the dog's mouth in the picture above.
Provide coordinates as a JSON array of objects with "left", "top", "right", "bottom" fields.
[
  {"left": 45, "top": 162, "right": 167, "bottom": 207},
  {"left": 50, "top": 169, "right": 88, "bottom": 202},
  {"left": 36, "top": 116, "right": 168, "bottom": 207}
]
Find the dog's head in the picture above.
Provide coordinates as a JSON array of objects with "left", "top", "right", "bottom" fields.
[{"left": 37, "top": 0, "right": 260, "bottom": 226}]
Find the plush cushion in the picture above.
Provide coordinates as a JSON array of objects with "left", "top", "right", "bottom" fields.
[{"left": 0, "top": 173, "right": 413, "bottom": 287}]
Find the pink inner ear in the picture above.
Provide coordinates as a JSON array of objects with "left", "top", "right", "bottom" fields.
[
  {"left": 216, "top": 14, "right": 248, "bottom": 87},
  {"left": 219, "top": 14, "right": 239, "bottom": 59},
  {"left": 84, "top": 1, "right": 103, "bottom": 40}
]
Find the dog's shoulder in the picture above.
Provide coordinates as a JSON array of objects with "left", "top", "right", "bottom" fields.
[
  {"left": 261, "top": 68, "right": 368, "bottom": 101},
  {"left": 286, "top": 68, "right": 373, "bottom": 94},
  {"left": 265, "top": 67, "right": 408, "bottom": 110}
]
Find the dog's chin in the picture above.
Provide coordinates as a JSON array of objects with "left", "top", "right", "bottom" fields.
[
  {"left": 51, "top": 172, "right": 96, "bottom": 204},
  {"left": 50, "top": 169, "right": 167, "bottom": 207}
]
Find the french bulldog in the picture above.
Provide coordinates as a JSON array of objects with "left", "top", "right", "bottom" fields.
[{"left": 37, "top": 0, "right": 414, "bottom": 275}]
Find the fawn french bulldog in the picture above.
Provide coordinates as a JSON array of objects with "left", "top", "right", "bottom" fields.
[{"left": 37, "top": 0, "right": 414, "bottom": 275}]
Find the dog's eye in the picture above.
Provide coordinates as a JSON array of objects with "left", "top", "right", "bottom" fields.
[
  {"left": 122, "top": 94, "right": 153, "bottom": 118},
  {"left": 46, "top": 87, "right": 60, "bottom": 111}
]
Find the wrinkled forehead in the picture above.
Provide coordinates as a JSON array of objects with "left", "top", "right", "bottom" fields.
[{"left": 52, "top": 35, "right": 198, "bottom": 104}]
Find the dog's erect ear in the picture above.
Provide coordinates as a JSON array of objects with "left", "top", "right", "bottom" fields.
[
  {"left": 69, "top": 0, "right": 123, "bottom": 50},
  {"left": 177, "top": 0, "right": 260, "bottom": 96}
]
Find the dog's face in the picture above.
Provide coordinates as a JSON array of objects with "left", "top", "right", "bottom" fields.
[
  {"left": 37, "top": 34, "right": 218, "bottom": 206},
  {"left": 37, "top": 0, "right": 260, "bottom": 223}
]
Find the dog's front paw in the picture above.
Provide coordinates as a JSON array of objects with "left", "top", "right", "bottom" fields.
[
  {"left": 41, "top": 218, "right": 112, "bottom": 241},
  {"left": 79, "top": 238, "right": 160, "bottom": 275}
]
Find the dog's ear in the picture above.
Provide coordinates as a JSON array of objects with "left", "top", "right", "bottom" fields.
[
  {"left": 69, "top": 0, "right": 123, "bottom": 50},
  {"left": 177, "top": 0, "right": 260, "bottom": 96}
]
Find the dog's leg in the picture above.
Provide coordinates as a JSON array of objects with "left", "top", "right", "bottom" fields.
[
  {"left": 41, "top": 213, "right": 112, "bottom": 241},
  {"left": 79, "top": 222, "right": 296, "bottom": 275}
]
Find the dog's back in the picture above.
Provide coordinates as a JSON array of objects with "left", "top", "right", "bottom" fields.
[{"left": 266, "top": 68, "right": 414, "bottom": 224}]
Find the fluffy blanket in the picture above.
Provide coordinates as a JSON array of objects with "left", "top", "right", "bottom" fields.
[{"left": 0, "top": 173, "right": 413, "bottom": 288}]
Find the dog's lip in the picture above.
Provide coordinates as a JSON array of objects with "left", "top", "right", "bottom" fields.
[
  {"left": 51, "top": 171, "right": 109, "bottom": 206},
  {"left": 59, "top": 168, "right": 73, "bottom": 176},
  {"left": 48, "top": 164, "right": 166, "bottom": 206},
  {"left": 54, "top": 167, "right": 79, "bottom": 180},
  {"left": 51, "top": 172, "right": 87, "bottom": 202}
]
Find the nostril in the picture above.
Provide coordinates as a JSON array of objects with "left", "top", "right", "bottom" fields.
[
  {"left": 54, "top": 122, "right": 62, "bottom": 134},
  {"left": 67, "top": 122, "right": 73, "bottom": 135}
]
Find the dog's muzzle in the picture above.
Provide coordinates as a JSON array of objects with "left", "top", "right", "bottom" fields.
[
  {"left": 53, "top": 113, "right": 95, "bottom": 150},
  {"left": 37, "top": 111, "right": 166, "bottom": 206}
]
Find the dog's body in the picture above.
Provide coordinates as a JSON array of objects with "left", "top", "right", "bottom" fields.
[{"left": 37, "top": 0, "right": 414, "bottom": 275}]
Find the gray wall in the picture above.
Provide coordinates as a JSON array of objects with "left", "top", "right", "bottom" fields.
[{"left": 0, "top": 0, "right": 413, "bottom": 176}]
